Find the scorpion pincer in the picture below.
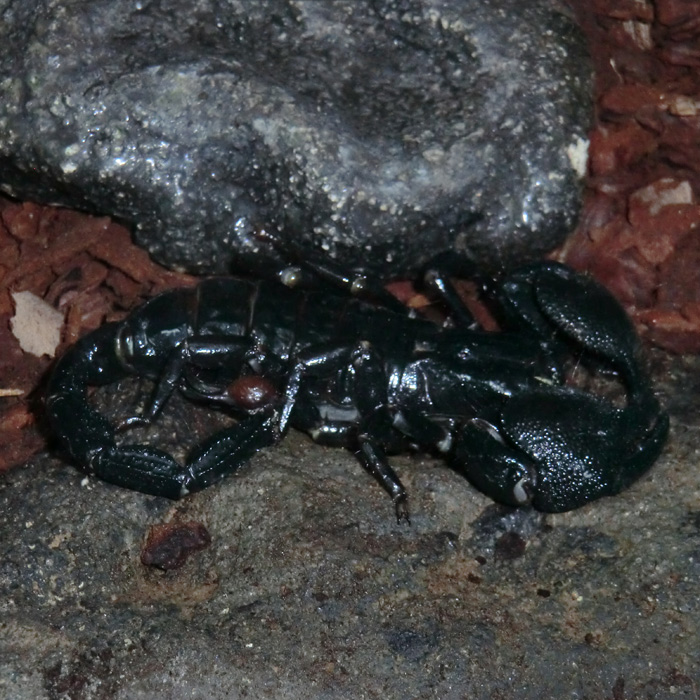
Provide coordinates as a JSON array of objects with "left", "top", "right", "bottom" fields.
[{"left": 45, "top": 257, "right": 669, "bottom": 518}]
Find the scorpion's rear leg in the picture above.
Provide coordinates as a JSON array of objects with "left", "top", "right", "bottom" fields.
[
  {"left": 46, "top": 323, "right": 189, "bottom": 498},
  {"left": 351, "top": 345, "right": 465, "bottom": 523},
  {"left": 255, "top": 228, "right": 409, "bottom": 313}
]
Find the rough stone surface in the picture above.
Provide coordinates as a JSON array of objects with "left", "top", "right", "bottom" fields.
[
  {"left": 1, "top": 352, "right": 699, "bottom": 698},
  {"left": 0, "top": 0, "right": 591, "bottom": 277}
]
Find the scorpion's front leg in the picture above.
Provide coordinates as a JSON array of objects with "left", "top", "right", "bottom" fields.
[
  {"left": 46, "top": 323, "right": 189, "bottom": 499},
  {"left": 351, "top": 342, "right": 413, "bottom": 522}
]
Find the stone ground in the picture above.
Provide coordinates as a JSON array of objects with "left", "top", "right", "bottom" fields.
[{"left": 1, "top": 351, "right": 699, "bottom": 699}]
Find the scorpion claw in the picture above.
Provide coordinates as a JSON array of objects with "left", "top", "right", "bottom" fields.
[
  {"left": 452, "top": 385, "right": 669, "bottom": 513},
  {"left": 499, "top": 262, "right": 642, "bottom": 378},
  {"left": 501, "top": 387, "right": 669, "bottom": 512},
  {"left": 532, "top": 264, "right": 641, "bottom": 376},
  {"left": 450, "top": 418, "right": 539, "bottom": 508}
]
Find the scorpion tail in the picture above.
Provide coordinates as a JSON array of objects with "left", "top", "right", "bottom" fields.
[
  {"left": 46, "top": 323, "right": 188, "bottom": 499},
  {"left": 183, "top": 411, "right": 281, "bottom": 494},
  {"left": 90, "top": 444, "right": 188, "bottom": 499},
  {"left": 46, "top": 323, "right": 126, "bottom": 468}
]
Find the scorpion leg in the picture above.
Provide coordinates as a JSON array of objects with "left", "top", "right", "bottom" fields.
[
  {"left": 422, "top": 268, "right": 477, "bottom": 327},
  {"left": 277, "top": 343, "right": 360, "bottom": 432},
  {"left": 351, "top": 342, "right": 411, "bottom": 522},
  {"left": 419, "top": 248, "right": 502, "bottom": 328},
  {"left": 121, "top": 334, "right": 263, "bottom": 427},
  {"left": 355, "top": 437, "right": 409, "bottom": 523},
  {"left": 420, "top": 253, "right": 484, "bottom": 328},
  {"left": 391, "top": 407, "right": 453, "bottom": 453},
  {"left": 295, "top": 405, "right": 412, "bottom": 522},
  {"left": 256, "top": 228, "right": 409, "bottom": 313},
  {"left": 279, "top": 340, "right": 411, "bottom": 521}
]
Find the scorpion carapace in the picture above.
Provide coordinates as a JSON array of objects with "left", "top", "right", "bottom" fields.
[{"left": 45, "top": 255, "right": 669, "bottom": 517}]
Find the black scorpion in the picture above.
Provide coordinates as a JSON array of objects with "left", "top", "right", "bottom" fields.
[{"left": 45, "top": 252, "right": 669, "bottom": 518}]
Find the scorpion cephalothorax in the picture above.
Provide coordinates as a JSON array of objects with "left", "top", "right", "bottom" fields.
[{"left": 45, "top": 248, "right": 668, "bottom": 518}]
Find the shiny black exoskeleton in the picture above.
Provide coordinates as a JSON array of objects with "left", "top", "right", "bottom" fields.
[{"left": 45, "top": 256, "right": 669, "bottom": 517}]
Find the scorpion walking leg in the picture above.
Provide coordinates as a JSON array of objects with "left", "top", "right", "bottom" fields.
[
  {"left": 390, "top": 407, "right": 453, "bottom": 453},
  {"left": 420, "top": 249, "right": 496, "bottom": 328},
  {"left": 351, "top": 342, "right": 411, "bottom": 522},
  {"left": 356, "top": 437, "right": 409, "bottom": 523},
  {"left": 277, "top": 343, "right": 359, "bottom": 432},
  {"left": 279, "top": 340, "right": 411, "bottom": 521},
  {"left": 257, "top": 229, "right": 409, "bottom": 313},
  {"left": 422, "top": 272, "right": 478, "bottom": 328},
  {"left": 121, "top": 335, "right": 260, "bottom": 427}
]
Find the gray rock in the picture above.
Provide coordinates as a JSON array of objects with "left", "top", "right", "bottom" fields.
[{"left": 0, "top": 0, "right": 591, "bottom": 277}]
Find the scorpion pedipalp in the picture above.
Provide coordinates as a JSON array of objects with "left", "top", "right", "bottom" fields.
[{"left": 452, "top": 386, "right": 669, "bottom": 512}]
